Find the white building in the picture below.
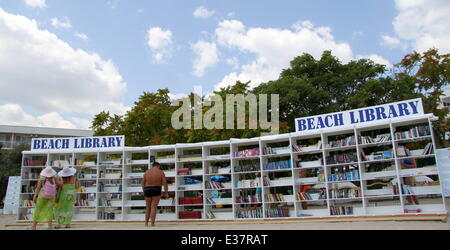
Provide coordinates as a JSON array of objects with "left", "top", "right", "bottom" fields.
[{"left": 0, "top": 125, "right": 93, "bottom": 150}]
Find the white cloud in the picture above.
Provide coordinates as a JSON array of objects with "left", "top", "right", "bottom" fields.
[
  {"left": 214, "top": 19, "right": 355, "bottom": 90},
  {"left": 391, "top": 0, "right": 450, "bottom": 53},
  {"left": 191, "top": 41, "right": 219, "bottom": 77},
  {"left": 381, "top": 35, "right": 404, "bottom": 49},
  {"left": 226, "top": 57, "right": 239, "bottom": 69},
  {"left": 23, "top": 0, "right": 47, "bottom": 9},
  {"left": 0, "top": 8, "right": 129, "bottom": 126},
  {"left": 357, "top": 54, "right": 393, "bottom": 69},
  {"left": 75, "top": 32, "right": 88, "bottom": 41},
  {"left": 146, "top": 27, "right": 173, "bottom": 64},
  {"left": 193, "top": 6, "right": 216, "bottom": 19},
  {"left": 0, "top": 103, "right": 79, "bottom": 129},
  {"left": 51, "top": 17, "right": 72, "bottom": 29}
]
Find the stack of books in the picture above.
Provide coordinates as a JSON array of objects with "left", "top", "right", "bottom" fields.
[
  {"left": 327, "top": 167, "right": 360, "bottom": 181},
  {"left": 177, "top": 168, "right": 192, "bottom": 176}
]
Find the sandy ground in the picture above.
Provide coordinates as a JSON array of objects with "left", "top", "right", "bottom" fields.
[{"left": 2, "top": 200, "right": 450, "bottom": 230}]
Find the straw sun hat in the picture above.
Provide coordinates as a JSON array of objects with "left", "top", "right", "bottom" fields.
[
  {"left": 58, "top": 166, "right": 77, "bottom": 177},
  {"left": 40, "top": 166, "right": 57, "bottom": 178}
]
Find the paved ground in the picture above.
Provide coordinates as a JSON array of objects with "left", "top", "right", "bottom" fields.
[{"left": 2, "top": 200, "right": 449, "bottom": 230}]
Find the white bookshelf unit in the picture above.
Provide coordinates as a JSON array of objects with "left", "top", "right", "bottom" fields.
[{"left": 18, "top": 114, "right": 448, "bottom": 222}]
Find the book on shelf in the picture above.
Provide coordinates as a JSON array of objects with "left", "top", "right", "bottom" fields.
[
  {"left": 178, "top": 154, "right": 202, "bottom": 162},
  {"left": 206, "top": 210, "right": 216, "bottom": 219},
  {"left": 327, "top": 167, "right": 360, "bottom": 181},
  {"left": 177, "top": 168, "right": 192, "bottom": 175},
  {"left": 233, "top": 148, "right": 260, "bottom": 158},
  {"left": 327, "top": 136, "right": 356, "bottom": 148},
  {"left": 234, "top": 163, "right": 260, "bottom": 172},
  {"left": 264, "top": 160, "right": 292, "bottom": 170},
  {"left": 325, "top": 152, "right": 358, "bottom": 165},
  {"left": 179, "top": 211, "right": 202, "bottom": 219},
  {"left": 24, "top": 159, "right": 46, "bottom": 166},
  {"left": 265, "top": 193, "right": 285, "bottom": 202},
  {"left": 293, "top": 141, "right": 322, "bottom": 152},
  {"left": 235, "top": 178, "right": 261, "bottom": 188},
  {"left": 235, "top": 207, "right": 263, "bottom": 219},
  {"left": 328, "top": 187, "right": 361, "bottom": 199},
  {"left": 265, "top": 207, "right": 290, "bottom": 218},
  {"left": 98, "top": 211, "right": 116, "bottom": 220},
  {"left": 359, "top": 133, "right": 391, "bottom": 144},
  {"left": 395, "top": 125, "right": 430, "bottom": 140},
  {"left": 330, "top": 206, "right": 354, "bottom": 216},
  {"left": 263, "top": 146, "right": 290, "bottom": 155},
  {"left": 262, "top": 176, "right": 271, "bottom": 186}
]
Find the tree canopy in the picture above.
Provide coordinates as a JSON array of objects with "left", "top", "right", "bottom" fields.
[{"left": 91, "top": 48, "right": 449, "bottom": 148}]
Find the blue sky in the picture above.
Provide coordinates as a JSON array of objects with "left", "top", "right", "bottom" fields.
[{"left": 0, "top": 0, "right": 449, "bottom": 129}]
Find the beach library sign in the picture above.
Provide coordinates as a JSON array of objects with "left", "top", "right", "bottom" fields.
[
  {"left": 295, "top": 98, "right": 424, "bottom": 132},
  {"left": 31, "top": 135, "right": 125, "bottom": 152}
]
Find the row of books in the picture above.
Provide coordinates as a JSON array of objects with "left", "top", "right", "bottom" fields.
[
  {"left": 265, "top": 207, "right": 290, "bottom": 218},
  {"left": 178, "top": 154, "right": 203, "bottom": 162},
  {"left": 24, "top": 159, "right": 46, "bottom": 166},
  {"left": 330, "top": 206, "right": 354, "bottom": 216},
  {"left": 179, "top": 211, "right": 202, "bottom": 219},
  {"left": 205, "top": 181, "right": 226, "bottom": 189},
  {"left": 292, "top": 141, "right": 322, "bottom": 152},
  {"left": 235, "top": 178, "right": 261, "bottom": 188},
  {"left": 394, "top": 125, "right": 430, "bottom": 140},
  {"left": 296, "top": 190, "right": 326, "bottom": 201},
  {"left": 233, "top": 148, "right": 260, "bottom": 158},
  {"left": 421, "top": 143, "right": 434, "bottom": 155},
  {"left": 328, "top": 188, "right": 362, "bottom": 199},
  {"left": 359, "top": 133, "right": 391, "bottom": 144},
  {"left": 22, "top": 172, "right": 39, "bottom": 180},
  {"left": 75, "top": 199, "right": 94, "bottom": 207},
  {"left": 263, "top": 160, "right": 292, "bottom": 170},
  {"left": 327, "top": 136, "right": 356, "bottom": 148},
  {"left": 99, "top": 170, "right": 122, "bottom": 179},
  {"left": 98, "top": 211, "right": 116, "bottom": 220},
  {"left": 234, "top": 163, "right": 260, "bottom": 172},
  {"left": 262, "top": 176, "right": 271, "bottom": 186},
  {"left": 265, "top": 193, "right": 286, "bottom": 202},
  {"left": 235, "top": 194, "right": 262, "bottom": 203},
  {"left": 325, "top": 152, "right": 358, "bottom": 165},
  {"left": 262, "top": 146, "right": 290, "bottom": 155},
  {"left": 327, "top": 168, "right": 360, "bottom": 181},
  {"left": 235, "top": 207, "right": 263, "bottom": 218}
]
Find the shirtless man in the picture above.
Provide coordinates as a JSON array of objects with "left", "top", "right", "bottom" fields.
[{"left": 142, "top": 162, "right": 169, "bottom": 227}]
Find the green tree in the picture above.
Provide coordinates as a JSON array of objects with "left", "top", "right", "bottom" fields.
[
  {"left": 0, "top": 144, "right": 28, "bottom": 205},
  {"left": 394, "top": 48, "right": 450, "bottom": 147},
  {"left": 254, "top": 50, "right": 414, "bottom": 130}
]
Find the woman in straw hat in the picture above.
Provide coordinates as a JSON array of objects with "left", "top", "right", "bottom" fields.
[
  {"left": 54, "top": 166, "right": 79, "bottom": 229},
  {"left": 32, "top": 166, "right": 58, "bottom": 230}
]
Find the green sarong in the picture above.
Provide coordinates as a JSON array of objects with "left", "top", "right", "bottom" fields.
[
  {"left": 55, "top": 184, "right": 76, "bottom": 225},
  {"left": 32, "top": 192, "right": 55, "bottom": 223}
]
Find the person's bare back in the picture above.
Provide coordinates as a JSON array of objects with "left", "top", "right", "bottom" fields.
[{"left": 143, "top": 167, "right": 166, "bottom": 187}]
